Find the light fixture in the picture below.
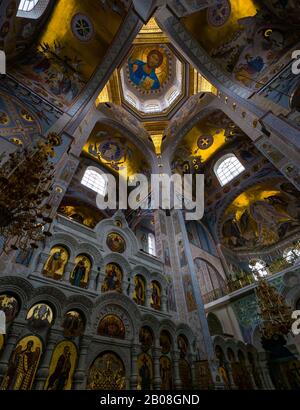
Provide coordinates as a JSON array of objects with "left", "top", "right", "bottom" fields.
[{"left": 0, "top": 133, "right": 61, "bottom": 252}]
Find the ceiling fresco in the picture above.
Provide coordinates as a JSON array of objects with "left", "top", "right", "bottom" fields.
[
  {"left": 82, "top": 122, "right": 151, "bottom": 178},
  {"left": 171, "top": 111, "right": 245, "bottom": 174},
  {"left": 221, "top": 180, "right": 300, "bottom": 251},
  {"left": 9, "top": 0, "right": 128, "bottom": 109},
  {"left": 181, "top": 0, "right": 300, "bottom": 89}
]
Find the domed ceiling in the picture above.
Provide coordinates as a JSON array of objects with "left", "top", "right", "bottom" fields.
[{"left": 120, "top": 43, "right": 185, "bottom": 115}]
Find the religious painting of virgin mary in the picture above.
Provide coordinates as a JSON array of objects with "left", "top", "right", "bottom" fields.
[{"left": 128, "top": 49, "right": 164, "bottom": 91}]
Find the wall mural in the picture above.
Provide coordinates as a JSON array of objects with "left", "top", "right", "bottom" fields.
[
  {"left": 221, "top": 180, "right": 300, "bottom": 251},
  {"left": 83, "top": 123, "right": 150, "bottom": 177},
  {"left": 44, "top": 341, "right": 77, "bottom": 390},
  {"left": 87, "top": 351, "right": 126, "bottom": 390},
  {"left": 97, "top": 314, "right": 125, "bottom": 339},
  {"left": 259, "top": 62, "right": 300, "bottom": 111},
  {"left": 101, "top": 263, "right": 123, "bottom": 293},
  {"left": 137, "top": 353, "right": 153, "bottom": 390},
  {"left": 181, "top": 0, "right": 300, "bottom": 89},
  {"left": 0, "top": 336, "right": 42, "bottom": 390},
  {"left": 139, "top": 326, "right": 154, "bottom": 352},
  {"left": 43, "top": 246, "right": 69, "bottom": 280},
  {"left": 160, "top": 356, "right": 173, "bottom": 390},
  {"left": 127, "top": 45, "right": 169, "bottom": 92},
  {"left": 0, "top": 294, "right": 19, "bottom": 323},
  {"left": 150, "top": 281, "right": 161, "bottom": 310},
  {"left": 9, "top": 0, "right": 125, "bottom": 110},
  {"left": 160, "top": 330, "right": 172, "bottom": 354},
  {"left": 182, "top": 274, "right": 197, "bottom": 312},
  {"left": 70, "top": 254, "right": 91, "bottom": 288},
  {"left": 179, "top": 359, "right": 192, "bottom": 390},
  {"left": 171, "top": 111, "right": 245, "bottom": 174},
  {"left": 133, "top": 275, "right": 146, "bottom": 306},
  {"left": 62, "top": 310, "right": 85, "bottom": 337},
  {"left": 106, "top": 232, "right": 126, "bottom": 253},
  {"left": 26, "top": 303, "right": 54, "bottom": 330}
]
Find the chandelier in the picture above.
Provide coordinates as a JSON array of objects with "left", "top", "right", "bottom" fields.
[
  {"left": 0, "top": 133, "right": 61, "bottom": 252},
  {"left": 255, "top": 279, "right": 294, "bottom": 339}
]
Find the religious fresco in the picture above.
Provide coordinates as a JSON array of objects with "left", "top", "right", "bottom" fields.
[
  {"left": 160, "top": 356, "right": 173, "bottom": 390},
  {"left": 127, "top": 45, "right": 169, "bottom": 92},
  {"left": 166, "top": 277, "right": 177, "bottom": 312},
  {"left": 171, "top": 111, "right": 245, "bottom": 174},
  {"left": 0, "top": 336, "right": 42, "bottom": 390},
  {"left": 137, "top": 353, "right": 153, "bottom": 390},
  {"left": 160, "top": 330, "right": 172, "bottom": 354},
  {"left": 139, "top": 326, "right": 154, "bottom": 352},
  {"left": 179, "top": 359, "right": 192, "bottom": 390},
  {"left": 58, "top": 202, "right": 105, "bottom": 228},
  {"left": 0, "top": 294, "right": 19, "bottom": 323},
  {"left": 106, "top": 232, "right": 126, "bottom": 253},
  {"left": 43, "top": 246, "right": 69, "bottom": 280},
  {"left": 70, "top": 254, "right": 91, "bottom": 288},
  {"left": 26, "top": 303, "right": 54, "bottom": 330},
  {"left": 181, "top": 0, "right": 300, "bottom": 89},
  {"left": 259, "top": 62, "right": 300, "bottom": 111},
  {"left": 177, "top": 334, "right": 189, "bottom": 358},
  {"left": 83, "top": 122, "right": 151, "bottom": 178},
  {"left": 215, "top": 345, "right": 230, "bottom": 387},
  {"left": 133, "top": 275, "right": 146, "bottom": 306},
  {"left": 87, "top": 352, "right": 126, "bottom": 390},
  {"left": 97, "top": 314, "right": 125, "bottom": 339},
  {"left": 101, "top": 263, "right": 123, "bottom": 293},
  {"left": 220, "top": 180, "right": 300, "bottom": 250},
  {"left": 182, "top": 274, "right": 197, "bottom": 312},
  {"left": 150, "top": 281, "right": 161, "bottom": 310},
  {"left": 9, "top": 0, "right": 126, "bottom": 109},
  {"left": 62, "top": 310, "right": 85, "bottom": 337},
  {"left": 44, "top": 341, "right": 77, "bottom": 390}
]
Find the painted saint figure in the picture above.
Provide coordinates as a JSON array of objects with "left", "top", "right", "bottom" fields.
[
  {"left": 1, "top": 339, "right": 41, "bottom": 390},
  {"left": 72, "top": 260, "right": 86, "bottom": 287},
  {"left": 46, "top": 346, "right": 72, "bottom": 390},
  {"left": 128, "top": 49, "right": 163, "bottom": 91},
  {"left": 101, "top": 263, "right": 122, "bottom": 293},
  {"left": 43, "top": 247, "right": 68, "bottom": 279}
]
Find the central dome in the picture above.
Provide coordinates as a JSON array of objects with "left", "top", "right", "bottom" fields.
[{"left": 119, "top": 43, "right": 185, "bottom": 115}]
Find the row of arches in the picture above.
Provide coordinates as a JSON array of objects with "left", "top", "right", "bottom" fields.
[{"left": 41, "top": 245, "right": 165, "bottom": 310}]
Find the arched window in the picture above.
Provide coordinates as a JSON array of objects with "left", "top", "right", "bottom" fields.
[
  {"left": 17, "top": 0, "right": 49, "bottom": 19},
  {"left": 249, "top": 259, "right": 268, "bottom": 280},
  {"left": 148, "top": 233, "right": 156, "bottom": 256},
  {"left": 214, "top": 154, "right": 245, "bottom": 186},
  {"left": 81, "top": 167, "right": 107, "bottom": 196}
]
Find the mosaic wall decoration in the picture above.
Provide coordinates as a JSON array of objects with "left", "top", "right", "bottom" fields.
[
  {"left": 0, "top": 335, "right": 42, "bottom": 390},
  {"left": 45, "top": 341, "right": 77, "bottom": 390}
]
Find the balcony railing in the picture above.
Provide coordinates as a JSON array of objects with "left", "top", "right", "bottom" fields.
[{"left": 202, "top": 257, "right": 300, "bottom": 305}]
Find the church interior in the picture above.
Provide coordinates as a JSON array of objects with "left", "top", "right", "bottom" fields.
[{"left": 0, "top": 0, "right": 300, "bottom": 391}]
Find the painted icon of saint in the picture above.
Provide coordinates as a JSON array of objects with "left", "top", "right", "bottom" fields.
[{"left": 128, "top": 49, "right": 163, "bottom": 91}]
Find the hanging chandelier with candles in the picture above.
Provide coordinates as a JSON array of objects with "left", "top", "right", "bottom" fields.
[
  {"left": 0, "top": 133, "right": 61, "bottom": 252},
  {"left": 255, "top": 279, "right": 294, "bottom": 340}
]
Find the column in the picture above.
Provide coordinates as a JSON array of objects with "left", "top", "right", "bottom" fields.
[
  {"left": 161, "top": 292, "right": 167, "bottom": 313},
  {"left": 34, "top": 332, "right": 59, "bottom": 390},
  {"left": 246, "top": 362, "right": 258, "bottom": 390},
  {"left": 73, "top": 336, "right": 90, "bottom": 390},
  {"left": 130, "top": 344, "right": 139, "bottom": 390},
  {"left": 258, "top": 353, "right": 275, "bottom": 390},
  {"left": 63, "top": 261, "right": 75, "bottom": 284},
  {"left": 146, "top": 286, "right": 152, "bottom": 308},
  {"left": 172, "top": 350, "right": 182, "bottom": 390},
  {"left": 152, "top": 345, "right": 162, "bottom": 390},
  {"left": 226, "top": 362, "right": 238, "bottom": 390},
  {"left": 0, "top": 324, "right": 22, "bottom": 378},
  {"left": 189, "top": 354, "right": 198, "bottom": 390},
  {"left": 88, "top": 269, "right": 98, "bottom": 291}
]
